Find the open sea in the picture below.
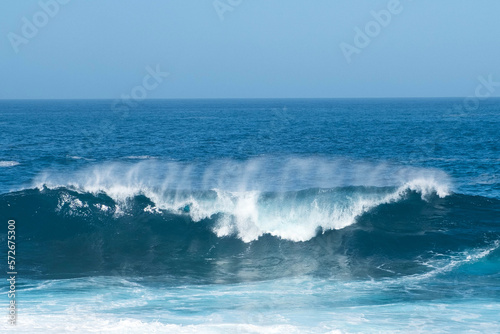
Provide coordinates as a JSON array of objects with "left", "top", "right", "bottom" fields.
[{"left": 1, "top": 98, "right": 499, "bottom": 333}]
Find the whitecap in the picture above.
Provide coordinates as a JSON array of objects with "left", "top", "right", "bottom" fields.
[
  {"left": 123, "top": 155, "right": 157, "bottom": 160},
  {"left": 30, "top": 157, "right": 453, "bottom": 242},
  {"left": 0, "top": 160, "right": 20, "bottom": 167}
]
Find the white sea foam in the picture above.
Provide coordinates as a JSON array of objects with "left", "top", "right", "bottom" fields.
[
  {"left": 7, "top": 268, "right": 500, "bottom": 334},
  {"left": 32, "top": 157, "right": 452, "bottom": 242},
  {"left": 94, "top": 203, "right": 111, "bottom": 212},
  {"left": 410, "top": 239, "right": 500, "bottom": 281},
  {"left": 0, "top": 160, "right": 20, "bottom": 167},
  {"left": 67, "top": 156, "right": 95, "bottom": 161},
  {"left": 56, "top": 192, "right": 89, "bottom": 216},
  {"left": 0, "top": 316, "right": 306, "bottom": 334},
  {"left": 123, "top": 155, "right": 157, "bottom": 160}
]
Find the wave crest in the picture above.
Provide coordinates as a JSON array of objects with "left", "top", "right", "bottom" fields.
[{"left": 30, "top": 158, "right": 451, "bottom": 242}]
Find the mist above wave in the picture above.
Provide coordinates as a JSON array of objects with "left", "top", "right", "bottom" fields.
[
  {"left": 33, "top": 157, "right": 451, "bottom": 193},
  {"left": 32, "top": 157, "right": 452, "bottom": 242}
]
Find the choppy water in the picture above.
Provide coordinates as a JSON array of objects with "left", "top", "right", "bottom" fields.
[{"left": 1, "top": 99, "right": 499, "bottom": 333}]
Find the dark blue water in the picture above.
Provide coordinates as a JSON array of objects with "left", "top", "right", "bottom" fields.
[{"left": 1, "top": 99, "right": 499, "bottom": 332}]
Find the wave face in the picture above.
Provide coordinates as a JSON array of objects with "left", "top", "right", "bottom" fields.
[
  {"left": 29, "top": 159, "right": 451, "bottom": 242},
  {"left": 2, "top": 160, "right": 499, "bottom": 281}
]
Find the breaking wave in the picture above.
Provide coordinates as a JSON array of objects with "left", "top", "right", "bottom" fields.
[
  {"left": 28, "top": 158, "right": 451, "bottom": 242},
  {"left": 3, "top": 158, "right": 498, "bottom": 280}
]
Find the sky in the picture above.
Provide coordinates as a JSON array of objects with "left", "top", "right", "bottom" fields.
[{"left": 1, "top": 0, "right": 500, "bottom": 99}]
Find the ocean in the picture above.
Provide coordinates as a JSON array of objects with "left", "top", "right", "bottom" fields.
[{"left": 1, "top": 98, "right": 499, "bottom": 333}]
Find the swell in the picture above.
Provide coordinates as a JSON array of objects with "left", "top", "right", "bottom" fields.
[
  {"left": 28, "top": 158, "right": 453, "bottom": 242},
  {"left": 1, "top": 186, "right": 499, "bottom": 281},
  {"left": 9, "top": 182, "right": 448, "bottom": 242}
]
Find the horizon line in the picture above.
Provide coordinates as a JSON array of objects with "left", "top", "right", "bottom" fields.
[{"left": 1, "top": 96, "right": 498, "bottom": 101}]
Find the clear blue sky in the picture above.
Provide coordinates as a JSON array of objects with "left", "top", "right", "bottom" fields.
[{"left": 1, "top": 0, "right": 500, "bottom": 99}]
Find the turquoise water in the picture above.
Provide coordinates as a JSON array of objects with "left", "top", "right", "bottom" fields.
[{"left": 1, "top": 99, "right": 499, "bottom": 332}]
